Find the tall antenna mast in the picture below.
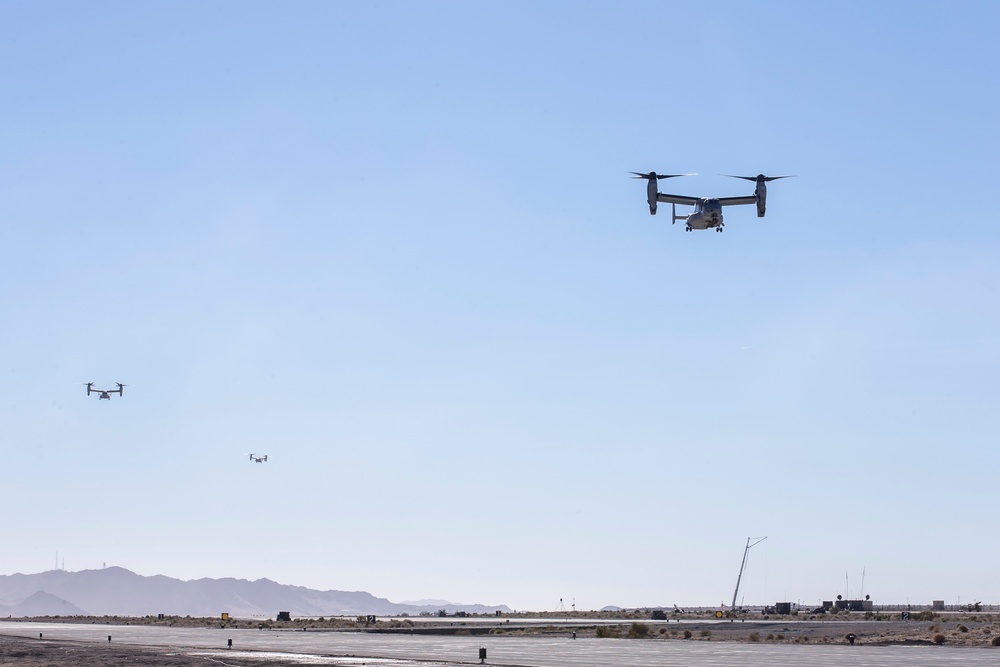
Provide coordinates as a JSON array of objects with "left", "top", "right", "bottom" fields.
[{"left": 731, "top": 537, "right": 767, "bottom": 612}]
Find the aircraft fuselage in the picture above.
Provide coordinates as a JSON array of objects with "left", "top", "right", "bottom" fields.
[{"left": 684, "top": 199, "right": 723, "bottom": 231}]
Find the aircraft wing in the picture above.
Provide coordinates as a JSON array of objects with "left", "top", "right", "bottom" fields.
[
  {"left": 655, "top": 193, "right": 701, "bottom": 206},
  {"left": 717, "top": 195, "right": 757, "bottom": 207}
]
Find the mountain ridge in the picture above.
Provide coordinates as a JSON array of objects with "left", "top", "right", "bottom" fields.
[{"left": 0, "top": 567, "right": 510, "bottom": 618}]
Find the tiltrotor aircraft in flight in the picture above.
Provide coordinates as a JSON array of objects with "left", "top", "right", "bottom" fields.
[
  {"left": 631, "top": 171, "right": 793, "bottom": 232},
  {"left": 84, "top": 382, "right": 126, "bottom": 400}
]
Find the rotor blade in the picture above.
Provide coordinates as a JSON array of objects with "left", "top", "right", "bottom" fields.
[
  {"left": 630, "top": 171, "right": 696, "bottom": 180},
  {"left": 722, "top": 174, "right": 796, "bottom": 182}
]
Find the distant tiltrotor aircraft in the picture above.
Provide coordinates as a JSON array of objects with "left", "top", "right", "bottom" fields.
[
  {"left": 631, "top": 171, "right": 793, "bottom": 232},
  {"left": 84, "top": 382, "right": 126, "bottom": 400},
  {"left": 249, "top": 453, "right": 268, "bottom": 463}
]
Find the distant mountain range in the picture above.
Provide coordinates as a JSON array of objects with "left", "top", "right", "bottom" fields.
[{"left": 0, "top": 567, "right": 510, "bottom": 618}]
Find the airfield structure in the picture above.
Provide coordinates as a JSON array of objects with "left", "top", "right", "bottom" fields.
[{"left": 731, "top": 536, "right": 767, "bottom": 612}]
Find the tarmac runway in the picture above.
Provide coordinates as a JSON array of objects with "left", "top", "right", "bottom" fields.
[{"left": 0, "top": 621, "right": 994, "bottom": 666}]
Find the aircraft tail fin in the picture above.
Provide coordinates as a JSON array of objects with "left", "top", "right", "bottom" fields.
[{"left": 671, "top": 203, "right": 689, "bottom": 225}]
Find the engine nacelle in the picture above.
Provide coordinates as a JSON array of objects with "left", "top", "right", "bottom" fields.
[
  {"left": 633, "top": 171, "right": 697, "bottom": 216},
  {"left": 646, "top": 173, "right": 658, "bottom": 215},
  {"left": 726, "top": 172, "right": 792, "bottom": 218}
]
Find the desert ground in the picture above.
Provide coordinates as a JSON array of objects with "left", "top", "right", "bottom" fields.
[
  {"left": 617, "top": 616, "right": 1000, "bottom": 646},
  {"left": 1, "top": 634, "right": 441, "bottom": 667},
  {"left": 2, "top": 614, "right": 999, "bottom": 665},
  {"left": 0, "top": 634, "right": 293, "bottom": 666}
]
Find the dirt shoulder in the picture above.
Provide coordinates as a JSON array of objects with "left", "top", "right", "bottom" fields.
[
  {"left": 638, "top": 618, "right": 1000, "bottom": 647},
  {"left": 0, "top": 634, "right": 316, "bottom": 666},
  {"left": 0, "top": 634, "right": 452, "bottom": 666}
]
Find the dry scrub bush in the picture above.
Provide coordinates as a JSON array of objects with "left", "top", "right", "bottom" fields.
[
  {"left": 748, "top": 631, "right": 760, "bottom": 642},
  {"left": 933, "top": 634, "right": 947, "bottom": 644},
  {"left": 628, "top": 623, "right": 650, "bottom": 639}
]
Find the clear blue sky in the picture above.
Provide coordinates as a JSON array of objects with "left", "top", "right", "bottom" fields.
[{"left": 2, "top": 1, "right": 999, "bottom": 612}]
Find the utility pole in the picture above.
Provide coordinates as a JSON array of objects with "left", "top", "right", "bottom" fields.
[{"left": 731, "top": 537, "right": 767, "bottom": 612}]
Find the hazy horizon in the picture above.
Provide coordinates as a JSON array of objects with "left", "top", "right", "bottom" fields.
[{"left": 2, "top": 564, "right": 985, "bottom": 612}]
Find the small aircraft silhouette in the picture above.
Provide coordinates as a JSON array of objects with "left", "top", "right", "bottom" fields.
[
  {"left": 631, "top": 171, "right": 793, "bottom": 232},
  {"left": 85, "top": 382, "right": 126, "bottom": 400},
  {"left": 249, "top": 454, "right": 268, "bottom": 463}
]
